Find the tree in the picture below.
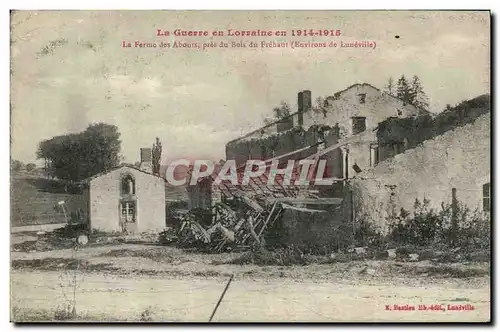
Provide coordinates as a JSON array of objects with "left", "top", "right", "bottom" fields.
[
  {"left": 36, "top": 123, "right": 121, "bottom": 182},
  {"left": 25, "top": 163, "right": 36, "bottom": 172},
  {"left": 273, "top": 101, "right": 291, "bottom": 119},
  {"left": 82, "top": 123, "right": 121, "bottom": 176},
  {"left": 152, "top": 137, "right": 162, "bottom": 176},
  {"left": 264, "top": 101, "right": 291, "bottom": 125},
  {"left": 393, "top": 74, "right": 430, "bottom": 111},
  {"left": 409, "top": 75, "right": 429, "bottom": 110},
  {"left": 396, "top": 75, "right": 412, "bottom": 105},
  {"left": 312, "top": 97, "right": 329, "bottom": 116},
  {"left": 11, "top": 159, "right": 23, "bottom": 172},
  {"left": 384, "top": 76, "right": 395, "bottom": 96}
]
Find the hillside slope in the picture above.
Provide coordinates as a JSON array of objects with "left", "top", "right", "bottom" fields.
[{"left": 10, "top": 174, "right": 76, "bottom": 227}]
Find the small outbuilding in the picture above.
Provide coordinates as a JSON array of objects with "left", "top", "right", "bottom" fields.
[{"left": 80, "top": 165, "right": 166, "bottom": 233}]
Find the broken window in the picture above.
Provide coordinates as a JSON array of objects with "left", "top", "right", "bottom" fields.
[
  {"left": 121, "top": 174, "right": 136, "bottom": 195},
  {"left": 351, "top": 117, "right": 367, "bottom": 135},
  {"left": 483, "top": 182, "right": 490, "bottom": 213},
  {"left": 358, "top": 93, "right": 367, "bottom": 104}
]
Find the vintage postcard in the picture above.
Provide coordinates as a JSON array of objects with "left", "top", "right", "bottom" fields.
[{"left": 10, "top": 10, "right": 491, "bottom": 323}]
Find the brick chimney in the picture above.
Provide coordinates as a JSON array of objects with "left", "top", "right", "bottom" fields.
[
  {"left": 139, "top": 148, "right": 153, "bottom": 173},
  {"left": 297, "top": 90, "right": 312, "bottom": 127}
]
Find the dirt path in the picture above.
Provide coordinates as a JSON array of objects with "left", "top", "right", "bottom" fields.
[
  {"left": 11, "top": 223, "right": 66, "bottom": 234},
  {"left": 11, "top": 270, "right": 490, "bottom": 322},
  {"left": 10, "top": 243, "right": 491, "bottom": 285}
]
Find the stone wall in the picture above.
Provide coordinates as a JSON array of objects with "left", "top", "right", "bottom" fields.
[
  {"left": 89, "top": 171, "right": 120, "bottom": 232},
  {"left": 377, "top": 95, "right": 490, "bottom": 163},
  {"left": 272, "top": 198, "right": 352, "bottom": 250},
  {"left": 351, "top": 113, "right": 491, "bottom": 234},
  {"left": 226, "top": 125, "right": 335, "bottom": 166}
]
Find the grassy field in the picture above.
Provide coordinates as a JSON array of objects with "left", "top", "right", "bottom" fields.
[{"left": 10, "top": 173, "right": 78, "bottom": 227}]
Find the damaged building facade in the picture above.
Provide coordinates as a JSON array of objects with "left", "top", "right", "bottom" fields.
[
  {"left": 187, "top": 84, "right": 430, "bottom": 246},
  {"left": 225, "top": 83, "right": 426, "bottom": 174},
  {"left": 351, "top": 95, "right": 491, "bottom": 233},
  {"left": 185, "top": 85, "right": 490, "bottom": 248}
]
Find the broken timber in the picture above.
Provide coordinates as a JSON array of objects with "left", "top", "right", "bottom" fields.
[{"left": 268, "top": 197, "right": 343, "bottom": 205}]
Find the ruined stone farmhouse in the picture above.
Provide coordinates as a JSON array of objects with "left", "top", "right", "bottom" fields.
[
  {"left": 189, "top": 83, "right": 428, "bottom": 210},
  {"left": 226, "top": 83, "right": 427, "bottom": 171},
  {"left": 187, "top": 83, "right": 490, "bottom": 238}
]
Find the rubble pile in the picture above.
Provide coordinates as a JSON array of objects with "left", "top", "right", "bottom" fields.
[{"left": 176, "top": 195, "right": 284, "bottom": 253}]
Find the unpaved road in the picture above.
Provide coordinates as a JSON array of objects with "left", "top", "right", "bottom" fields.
[
  {"left": 10, "top": 239, "right": 491, "bottom": 322},
  {"left": 11, "top": 270, "right": 490, "bottom": 322},
  {"left": 11, "top": 223, "right": 67, "bottom": 234}
]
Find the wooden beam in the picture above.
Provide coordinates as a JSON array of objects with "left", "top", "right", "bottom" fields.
[
  {"left": 268, "top": 197, "right": 343, "bottom": 205},
  {"left": 246, "top": 216, "right": 261, "bottom": 245},
  {"left": 262, "top": 143, "right": 322, "bottom": 164},
  {"left": 257, "top": 201, "right": 278, "bottom": 238},
  {"left": 303, "top": 134, "right": 360, "bottom": 160},
  {"left": 281, "top": 203, "right": 326, "bottom": 213}
]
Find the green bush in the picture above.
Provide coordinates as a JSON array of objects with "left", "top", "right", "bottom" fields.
[
  {"left": 354, "top": 217, "right": 384, "bottom": 248},
  {"left": 446, "top": 203, "right": 490, "bottom": 249},
  {"left": 388, "top": 198, "right": 490, "bottom": 249},
  {"left": 389, "top": 199, "right": 443, "bottom": 246}
]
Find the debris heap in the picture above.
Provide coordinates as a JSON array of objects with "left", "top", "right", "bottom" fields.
[{"left": 176, "top": 193, "right": 284, "bottom": 252}]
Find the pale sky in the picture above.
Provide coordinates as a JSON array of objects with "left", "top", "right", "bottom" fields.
[{"left": 10, "top": 11, "right": 490, "bottom": 164}]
